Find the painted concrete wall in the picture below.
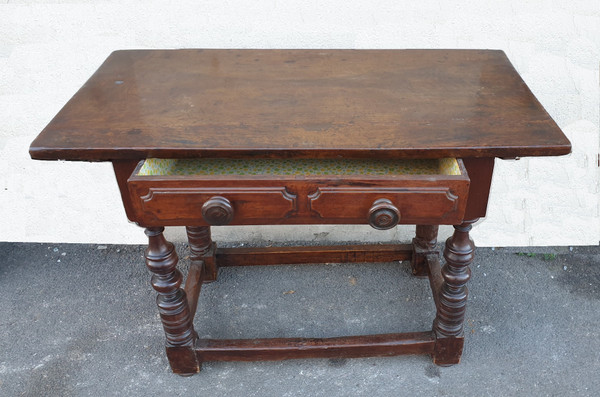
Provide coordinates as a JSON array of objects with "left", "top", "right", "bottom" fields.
[{"left": 1, "top": 1, "right": 598, "bottom": 246}]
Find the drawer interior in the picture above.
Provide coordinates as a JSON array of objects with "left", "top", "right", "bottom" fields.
[{"left": 136, "top": 158, "right": 462, "bottom": 177}]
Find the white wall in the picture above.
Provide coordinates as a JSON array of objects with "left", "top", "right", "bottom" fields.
[{"left": 1, "top": 0, "right": 598, "bottom": 246}]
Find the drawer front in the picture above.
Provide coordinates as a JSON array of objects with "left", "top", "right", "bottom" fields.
[
  {"left": 309, "top": 185, "right": 467, "bottom": 225},
  {"left": 126, "top": 159, "right": 470, "bottom": 227},
  {"left": 129, "top": 186, "right": 298, "bottom": 226}
]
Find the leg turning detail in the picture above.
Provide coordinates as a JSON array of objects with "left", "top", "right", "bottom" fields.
[
  {"left": 432, "top": 220, "right": 476, "bottom": 365},
  {"left": 411, "top": 225, "right": 440, "bottom": 277},
  {"left": 145, "top": 227, "right": 200, "bottom": 374},
  {"left": 186, "top": 226, "right": 218, "bottom": 282}
]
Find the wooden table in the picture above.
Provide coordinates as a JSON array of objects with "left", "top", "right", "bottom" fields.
[{"left": 30, "top": 49, "right": 571, "bottom": 375}]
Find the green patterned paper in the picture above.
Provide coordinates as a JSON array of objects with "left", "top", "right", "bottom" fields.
[{"left": 138, "top": 157, "right": 461, "bottom": 176}]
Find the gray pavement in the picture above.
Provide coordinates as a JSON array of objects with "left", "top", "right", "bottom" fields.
[{"left": 0, "top": 241, "right": 599, "bottom": 396}]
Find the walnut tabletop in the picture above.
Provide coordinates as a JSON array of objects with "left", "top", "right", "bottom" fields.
[{"left": 29, "top": 49, "right": 570, "bottom": 161}]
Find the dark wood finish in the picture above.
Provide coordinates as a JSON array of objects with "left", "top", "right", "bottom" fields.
[
  {"left": 433, "top": 220, "right": 476, "bottom": 365},
  {"left": 195, "top": 332, "right": 435, "bottom": 362},
  {"left": 216, "top": 244, "right": 413, "bottom": 267},
  {"left": 165, "top": 347, "right": 201, "bottom": 377},
  {"left": 183, "top": 261, "right": 203, "bottom": 322},
  {"left": 411, "top": 225, "right": 439, "bottom": 276},
  {"left": 426, "top": 253, "right": 443, "bottom": 309},
  {"left": 30, "top": 49, "right": 573, "bottom": 374},
  {"left": 126, "top": 168, "right": 470, "bottom": 227},
  {"left": 128, "top": 180, "right": 298, "bottom": 227},
  {"left": 30, "top": 49, "right": 570, "bottom": 161},
  {"left": 307, "top": 183, "right": 466, "bottom": 224},
  {"left": 185, "top": 226, "right": 218, "bottom": 282},
  {"left": 202, "top": 196, "right": 234, "bottom": 225},
  {"left": 462, "top": 158, "right": 495, "bottom": 220},
  {"left": 112, "top": 160, "right": 141, "bottom": 223},
  {"left": 144, "top": 227, "right": 200, "bottom": 374},
  {"left": 368, "top": 198, "right": 400, "bottom": 230}
]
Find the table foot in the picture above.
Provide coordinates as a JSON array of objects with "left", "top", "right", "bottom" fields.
[
  {"left": 145, "top": 227, "right": 201, "bottom": 374},
  {"left": 432, "top": 220, "right": 475, "bottom": 365},
  {"left": 412, "top": 225, "right": 439, "bottom": 277}
]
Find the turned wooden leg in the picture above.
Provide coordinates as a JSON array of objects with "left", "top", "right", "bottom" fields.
[
  {"left": 411, "top": 225, "right": 439, "bottom": 277},
  {"left": 432, "top": 220, "right": 475, "bottom": 365},
  {"left": 186, "top": 226, "right": 218, "bottom": 282},
  {"left": 145, "top": 227, "right": 200, "bottom": 375}
]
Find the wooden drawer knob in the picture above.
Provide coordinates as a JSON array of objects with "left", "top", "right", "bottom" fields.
[
  {"left": 368, "top": 198, "right": 400, "bottom": 230},
  {"left": 202, "top": 196, "right": 234, "bottom": 225}
]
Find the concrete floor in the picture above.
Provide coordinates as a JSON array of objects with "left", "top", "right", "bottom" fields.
[{"left": 0, "top": 242, "right": 599, "bottom": 396}]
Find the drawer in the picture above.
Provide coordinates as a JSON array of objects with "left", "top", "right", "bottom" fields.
[{"left": 126, "top": 158, "right": 470, "bottom": 227}]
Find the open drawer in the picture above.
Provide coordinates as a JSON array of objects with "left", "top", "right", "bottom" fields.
[{"left": 126, "top": 158, "right": 470, "bottom": 228}]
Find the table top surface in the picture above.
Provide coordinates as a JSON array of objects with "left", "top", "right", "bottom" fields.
[{"left": 30, "top": 49, "right": 570, "bottom": 161}]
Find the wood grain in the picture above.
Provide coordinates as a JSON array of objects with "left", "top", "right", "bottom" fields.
[
  {"left": 144, "top": 227, "right": 200, "bottom": 374},
  {"left": 216, "top": 244, "right": 413, "bottom": 266},
  {"left": 30, "top": 49, "right": 570, "bottom": 161},
  {"left": 411, "top": 225, "right": 439, "bottom": 276},
  {"left": 126, "top": 169, "right": 470, "bottom": 227},
  {"left": 29, "top": 49, "right": 573, "bottom": 373},
  {"left": 433, "top": 220, "right": 476, "bottom": 365},
  {"left": 195, "top": 332, "right": 435, "bottom": 362}
]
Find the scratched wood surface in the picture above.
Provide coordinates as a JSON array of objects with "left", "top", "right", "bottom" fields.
[{"left": 30, "top": 49, "right": 570, "bottom": 161}]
